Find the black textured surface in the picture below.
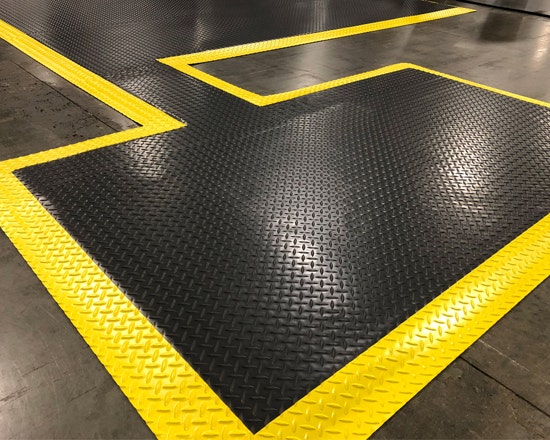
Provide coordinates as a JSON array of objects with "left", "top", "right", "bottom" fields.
[
  {"left": 0, "top": 0, "right": 454, "bottom": 144},
  {"left": 0, "top": 0, "right": 450, "bottom": 79},
  {"left": 0, "top": 0, "right": 462, "bottom": 431},
  {"left": 17, "top": 69, "right": 550, "bottom": 430},
  {"left": 3, "top": 0, "right": 549, "bottom": 433}
]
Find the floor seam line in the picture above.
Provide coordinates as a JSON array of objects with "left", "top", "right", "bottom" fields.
[{"left": 461, "top": 356, "right": 550, "bottom": 418}]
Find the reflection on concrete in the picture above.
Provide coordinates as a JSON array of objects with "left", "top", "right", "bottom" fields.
[
  {"left": 479, "top": 10, "right": 525, "bottom": 41},
  {"left": 463, "top": 0, "right": 550, "bottom": 17}
]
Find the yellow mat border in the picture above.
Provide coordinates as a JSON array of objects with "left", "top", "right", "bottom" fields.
[
  {"left": 158, "top": 6, "right": 474, "bottom": 106},
  {"left": 1, "top": 10, "right": 550, "bottom": 440}
]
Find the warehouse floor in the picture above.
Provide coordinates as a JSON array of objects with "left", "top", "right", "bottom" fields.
[{"left": 0, "top": 1, "right": 549, "bottom": 438}]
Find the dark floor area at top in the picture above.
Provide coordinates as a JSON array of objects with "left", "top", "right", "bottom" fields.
[{"left": 0, "top": 0, "right": 549, "bottom": 438}]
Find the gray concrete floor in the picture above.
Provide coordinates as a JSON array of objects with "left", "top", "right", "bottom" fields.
[{"left": 1, "top": 1, "right": 549, "bottom": 438}]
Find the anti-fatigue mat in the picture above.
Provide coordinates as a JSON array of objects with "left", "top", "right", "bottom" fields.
[
  {"left": 0, "top": 0, "right": 472, "bottom": 156},
  {"left": 0, "top": 0, "right": 471, "bottom": 119},
  {"left": 0, "top": 0, "right": 460, "bottom": 79},
  {"left": 0, "top": 0, "right": 549, "bottom": 438},
  {"left": 12, "top": 66, "right": 550, "bottom": 433}
]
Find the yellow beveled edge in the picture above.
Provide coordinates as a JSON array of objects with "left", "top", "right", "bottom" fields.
[
  {"left": 1, "top": 14, "right": 550, "bottom": 440},
  {"left": 158, "top": 6, "right": 474, "bottom": 106},
  {"left": 262, "top": 217, "right": 550, "bottom": 439}
]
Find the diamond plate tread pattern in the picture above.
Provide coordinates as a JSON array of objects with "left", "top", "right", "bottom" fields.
[
  {"left": 0, "top": 0, "right": 452, "bottom": 77},
  {"left": 15, "top": 68, "right": 550, "bottom": 431},
  {"left": 0, "top": 0, "right": 549, "bottom": 438},
  {"left": 0, "top": 169, "right": 251, "bottom": 440},
  {"left": 0, "top": 0, "right": 471, "bottom": 147},
  {"left": 258, "top": 217, "right": 550, "bottom": 439},
  {"left": 1, "top": 150, "right": 549, "bottom": 440}
]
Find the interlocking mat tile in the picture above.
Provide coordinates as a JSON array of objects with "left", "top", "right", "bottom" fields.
[{"left": 1, "top": 0, "right": 549, "bottom": 439}]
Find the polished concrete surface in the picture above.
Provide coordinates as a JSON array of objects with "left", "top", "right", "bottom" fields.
[
  {"left": 1, "top": 1, "right": 549, "bottom": 438},
  {"left": 462, "top": 0, "right": 550, "bottom": 18}
]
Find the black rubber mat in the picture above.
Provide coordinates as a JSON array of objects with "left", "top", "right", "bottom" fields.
[
  {"left": 0, "top": 0, "right": 466, "bottom": 156},
  {"left": 3, "top": 0, "right": 546, "bottom": 433},
  {"left": 0, "top": 0, "right": 451, "bottom": 80},
  {"left": 0, "top": 0, "right": 459, "bottom": 148},
  {"left": 462, "top": 0, "right": 550, "bottom": 17},
  {"left": 17, "top": 69, "right": 550, "bottom": 431}
]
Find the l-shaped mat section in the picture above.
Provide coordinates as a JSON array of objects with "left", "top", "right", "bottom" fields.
[
  {"left": 2, "top": 0, "right": 549, "bottom": 438},
  {"left": 9, "top": 62, "right": 550, "bottom": 435}
]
